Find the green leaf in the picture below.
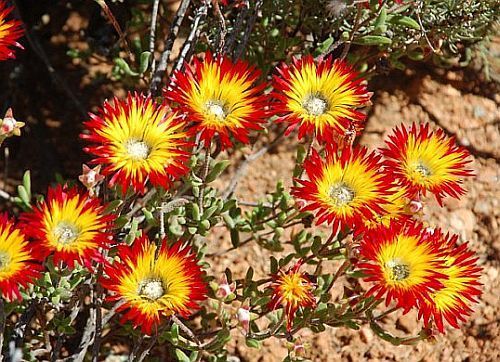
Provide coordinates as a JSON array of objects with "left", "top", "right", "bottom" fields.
[
  {"left": 205, "top": 160, "right": 230, "bottom": 183},
  {"left": 373, "top": 5, "right": 387, "bottom": 34},
  {"left": 314, "top": 36, "right": 334, "bottom": 56},
  {"left": 17, "top": 185, "right": 30, "bottom": 206},
  {"left": 104, "top": 199, "right": 123, "bottom": 214},
  {"left": 139, "top": 51, "right": 151, "bottom": 74},
  {"left": 246, "top": 338, "right": 261, "bottom": 349},
  {"left": 114, "top": 58, "right": 139, "bottom": 76},
  {"left": 354, "top": 35, "right": 392, "bottom": 46},
  {"left": 388, "top": 15, "right": 420, "bottom": 30},
  {"left": 230, "top": 229, "right": 240, "bottom": 247},
  {"left": 174, "top": 349, "right": 190, "bottom": 362},
  {"left": 22, "top": 170, "right": 31, "bottom": 199}
]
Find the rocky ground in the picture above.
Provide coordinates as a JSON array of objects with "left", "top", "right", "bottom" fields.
[{"left": 208, "top": 69, "right": 500, "bottom": 361}]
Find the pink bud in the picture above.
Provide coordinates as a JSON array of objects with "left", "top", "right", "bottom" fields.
[
  {"left": 409, "top": 200, "right": 423, "bottom": 213},
  {"left": 1, "top": 117, "right": 16, "bottom": 135},
  {"left": 216, "top": 274, "right": 236, "bottom": 299},
  {"left": 79, "top": 164, "right": 104, "bottom": 194},
  {"left": 237, "top": 306, "right": 250, "bottom": 334}
]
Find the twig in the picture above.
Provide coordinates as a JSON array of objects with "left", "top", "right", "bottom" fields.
[
  {"left": 95, "top": 0, "right": 133, "bottom": 58},
  {"left": 173, "top": 2, "right": 209, "bottom": 73},
  {"left": 373, "top": 306, "right": 400, "bottom": 321},
  {"left": 149, "top": 0, "right": 161, "bottom": 75},
  {"left": 224, "top": 1, "right": 249, "bottom": 54},
  {"left": 91, "top": 264, "right": 106, "bottom": 362},
  {"left": 150, "top": 0, "right": 192, "bottom": 95},
  {"left": 212, "top": 0, "right": 227, "bottom": 51},
  {"left": 233, "top": 0, "right": 263, "bottom": 60},
  {"left": 0, "top": 298, "right": 5, "bottom": 361},
  {"left": 324, "top": 259, "right": 350, "bottom": 294},
  {"left": 198, "top": 142, "right": 212, "bottom": 214},
  {"left": 171, "top": 315, "right": 201, "bottom": 346},
  {"left": 339, "top": 3, "right": 363, "bottom": 60},
  {"left": 223, "top": 129, "right": 285, "bottom": 200},
  {"left": 415, "top": 3, "right": 436, "bottom": 53},
  {"left": 126, "top": 189, "right": 157, "bottom": 218},
  {"left": 12, "top": 0, "right": 87, "bottom": 118}
]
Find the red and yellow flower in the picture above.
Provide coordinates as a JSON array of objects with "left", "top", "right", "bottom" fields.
[
  {"left": 0, "top": 214, "right": 41, "bottom": 301},
  {"left": 0, "top": 1, "right": 24, "bottom": 61},
  {"left": 82, "top": 93, "right": 189, "bottom": 194},
  {"left": 166, "top": 52, "right": 267, "bottom": 149},
  {"left": 21, "top": 185, "right": 114, "bottom": 270},
  {"left": 360, "top": 185, "right": 412, "bottom": 232},
  {"left": 418, "top": 231, "right": 482, "bottom": 333},
  {"left": 268, "top": 260, "right": 316, "bottom": 331},
  {"left": 359, "top": 221, "right": 446, "bottom": 312},
  {"left": 293, "top": 145, "right": 392, "bottom": 233},
  {"left": 381, "top": 123, "right": 473, "bottom": 205},
  {"left": 101, "top": 235, "right": 207, "bottom": 334},
  {"left": 271, "top": 55, "right": 371, "bottom": 142}
]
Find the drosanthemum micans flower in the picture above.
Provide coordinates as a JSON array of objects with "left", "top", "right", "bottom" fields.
[
  {"left": 0, "top": 1, "right": 24, "bottom": 61},
  {"left": 166, "top": 52, "right": 267, "bottom": 149},
  {"left": 82, "top": 93, "right": 190, "bottom": 194},
  {"left": 293, "top": 144, "right": 392, "bottom": 234},
  {"left": 271, "top": 55, "right": 371, "bottom": 142},
  {"left": 21, "top": 185, "right": 114, "bottom": 270},
  {"left": 101, "top": 235, "right": 207, "bottom": 334},
  {"left": 381, "top": 123, "right": 473, "bottom": 205},
  {"left": 0, "top": 213, "right": 41, "bottom": 301},
  {"left": 268, "top": 260, "right": 316, "bottom": 331}
]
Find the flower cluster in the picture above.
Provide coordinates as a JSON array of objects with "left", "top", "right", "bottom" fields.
[{"left": 0, "top": 43, "right": 482, "bottom": 355}]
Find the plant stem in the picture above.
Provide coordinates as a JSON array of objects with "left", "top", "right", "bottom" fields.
[
  {"left": 171, "top": 315, "right": 201, "bottom": 346},
  {"left": 0, "top": 298, "right": 5, "bottom": 361},
  {"left": 149, "top": 0, "right": 160, "bottom": 74},
  {"left": 198, "top": 142, "right": 212, "bottom": 214}
]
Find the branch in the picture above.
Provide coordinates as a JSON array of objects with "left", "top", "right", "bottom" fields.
[
  {"left": 173, "top": 2, "right": 209, "bottom": 73},
  {"left": 150, "top": 0, "right": 192, "bottom": 95},
  {"left": 149, "top": 0, "right": 161, "bottom": 75},
  {"left": 233, "top": 0, "right": 263, "bottom": 60}
]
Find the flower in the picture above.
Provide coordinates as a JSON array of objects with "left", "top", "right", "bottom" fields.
[
  {"left": 0, "top": 108, "right": 24, "bottom": 137},
  {"left": 293, "top": 145, "right": 392, "bottom": 233},
  {"left": 0, "top": 214, "right": 41, "bottom": 301},
  {"left": 271, "top": 55, "right": 371, "bottom": 142},
  {"left": 21, "top": 185, "right": 114, "bottom": 270},
  {"left": 360, "top": 185, "right": 412, "bottom": 232},
  {"left": 82, "top": 93, "right": 189, "bottom": 194},
  {"left": 381, "top": 123, "right": 473, "bottom": 205},
  {"left": 359, "top": 222, "right": 448, "bottom": 312},
  {"left": 78, "top": 164, "right": 105, "bottom": 196},
  {"left": 101, "top": 235, "right": 207, "bottom": 334},
  {"left": 166, "top": 52, "right": 267, "bottom": 149},
  {"left": 237, "top": 302, "right": 251, "bottom": 334},
  {"left": 216, "top": 274, "right": 236, "bottom": 300},
  {"left": 268, "top": 260, "right": 316, "bottom": 331},
  {"left": 0, "top": 1, "right": 24, "bottom": 61},
  {"left": 418, "top": 232, "right": 482, "bottom": 333}
]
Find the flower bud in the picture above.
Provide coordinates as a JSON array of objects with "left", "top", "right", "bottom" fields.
[
  {"left": 216, "top": 274, "right": 236, "bottom": 300},
  {"left": 237, "top": 304, "right": 250, "bottom": 334}
]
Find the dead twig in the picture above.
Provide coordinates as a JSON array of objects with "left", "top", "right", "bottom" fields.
[
  {"left": 150, "top": 0, "right": 192, "bottom": 95},
  {"left": 149, "top": 0, "right": 161, "bottom": 74},
  {"left": 173, "top": 2, "right": 209, "bottom": 73}
]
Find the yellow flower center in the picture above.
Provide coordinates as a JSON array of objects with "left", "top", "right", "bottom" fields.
[
  {"left": 0, "top": 250, "right": 11, "bottom": 271},
  {"left": 414, "top": 161, "right": 432, "bottom": 177},
  {"left": 204, "top": 100, "right": 227, "bottom": 120},
  {"left": 302, "top": 94, "right": 329, "bottom": 116},
  {"left": 53, "top": 222, "right": 80, "bottom": 245},
  {"left": 125, "top": 139, "right": 150, "bottom": 160},
  {"left": 139, "top": 279, "right": 165, "bottom": 301},
  {"left": 329, "top": 183, "right": 355, "bottom": 206},
  {"left": 386, "top": 259, "right": 410, "bottom": 281}
]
